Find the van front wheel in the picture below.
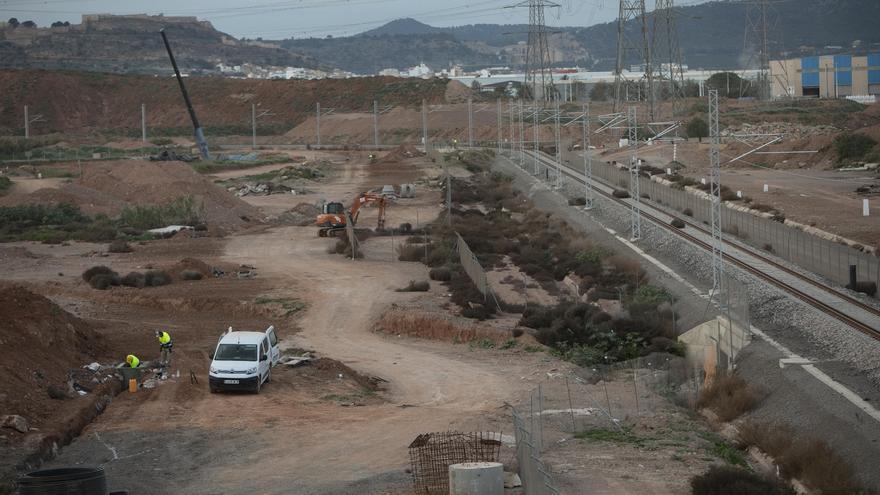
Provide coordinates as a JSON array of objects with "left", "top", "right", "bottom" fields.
[{"left": 254, "top": 378, "right": 261, "bottom": 394}]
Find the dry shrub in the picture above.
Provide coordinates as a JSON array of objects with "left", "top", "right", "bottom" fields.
[
  {"left": 397, "top": 280, "right": 429, "bottom": 292},
  {"left": 376, "top": 311, "right": 503, "bottom": 343},
  {"left": 691, "top": 465, "right": 791, "bottom": 495},
  {"left": 397, "top": 244, "right": 424, "bottom": 262},
  {"left": 568, "top": 197, "right": 587, "bottom": 206},
  {"left": 670, "top": 217, "right": 686, "bottom": 228},
  {"left": 429, "top": 266, "right": 452, "bottom": 281},
  {"left": 107, "top": 239, "right": 132, "bottom": 253},
  {"left": 683, "top": 207, "right": 694, "bottom": 217},
  {"left": 145, "top": 270, "right": 171, "bottom": 287},
  {"left": 181, "top": 270, "right": 203, "bottom": 281},
  {"left": 89, "top": 274, "right": 116, "bottom": 290},
  {"left": 121, "top": 272, "right": 146, "bottom": 288},
  {"left": 738, "top": 421, "right": 874, "bottom": 495},
  {"left": 698, "top": 374, "right": 764, "bottom": 422},
  {"left": 82, "top": 265, "right": 115, "bottom": 283},
  {"left": 612, "top": 189, "right": 630, "bottom": 198}
]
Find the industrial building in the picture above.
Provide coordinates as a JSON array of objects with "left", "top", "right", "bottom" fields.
[{"left": 771, "top": 53, "right": 880, "bottom": 99}]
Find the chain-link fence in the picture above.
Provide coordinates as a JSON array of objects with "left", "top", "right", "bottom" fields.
[
  {"left": 585, "top": 159, "right": 880, "bottom": 297},
  {"left": 511, "top": 355, "right": 709, "bottom": 494},
  {"left": 455, "top": 232, "right": 502, "bottom": 309}
]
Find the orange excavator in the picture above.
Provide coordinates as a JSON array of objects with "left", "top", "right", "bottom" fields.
[{"left": 315, "top": 193, "right": 387, "bottom": 237}]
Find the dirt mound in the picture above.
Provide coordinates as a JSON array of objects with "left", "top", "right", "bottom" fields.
[
  {"left": 376, "top": 144, "right": 425, "bottom": 164},
  {"left": 276, "top": 202, "right": 320, "bottom": 226},
  {"left": 445, "top": 80, "right": 472, "bottom": 103},
  {"left": 0, "top": 284, "right": 104, "bottom": 430},
  {"left": 1, "top": 161, "right": 263, "bottom": 230}
]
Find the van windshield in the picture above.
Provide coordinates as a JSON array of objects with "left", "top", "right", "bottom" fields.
[{"left": 214, "top": 344, "right": 257, "bottom": 361}]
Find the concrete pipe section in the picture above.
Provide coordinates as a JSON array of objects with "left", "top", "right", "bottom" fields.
[{"left": 448, "top": 462, "right": 503, "bottom": 495}]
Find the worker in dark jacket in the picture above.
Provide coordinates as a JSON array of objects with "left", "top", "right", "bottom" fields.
[{"left": 156, "top": 330, "right": 173, "bottom": 367}]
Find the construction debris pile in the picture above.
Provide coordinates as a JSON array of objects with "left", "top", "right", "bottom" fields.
[
  {"left": 150, "top": 150, "right": 196, "bottom": 162},
  {"left": 234, "top": 182, "right": 294, "bottom": 197}
]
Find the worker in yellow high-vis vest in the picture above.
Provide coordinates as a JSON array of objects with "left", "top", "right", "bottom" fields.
[
  {"left": 156, "top": 330, "right": 173, "bottom": 367},
  {"left": 126, "top": 354, "right": 140, "bottom": 368}
]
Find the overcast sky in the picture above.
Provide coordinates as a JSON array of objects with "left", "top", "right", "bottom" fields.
[{"left": 0, "top": 0, "right": 702, "bottom": 39}]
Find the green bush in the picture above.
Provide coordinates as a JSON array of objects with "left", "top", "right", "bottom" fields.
[
  {"left": 0, "top": 176, "right": 11, "bottom": 193},
  {"left": 120, "top": 196, "right": 204, "bottom": 230},
  {"left": 834, "top": 133, "right": 877, "bottom": 162}
]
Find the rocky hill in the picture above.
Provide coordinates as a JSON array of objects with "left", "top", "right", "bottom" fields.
[
  {"left": 283, "top": 0, "right": 880, "bottom": 73},
  {"left": 0, "top": 14, "right": 316, "bottom": 74}
]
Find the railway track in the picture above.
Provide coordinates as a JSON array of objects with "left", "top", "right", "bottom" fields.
[{"left": 517, "top": 150, "right": 880, "bottom": 341}]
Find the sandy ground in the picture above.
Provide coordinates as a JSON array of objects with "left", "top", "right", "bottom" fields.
[
  {"left": 0, "top": 151, "right": 732, "bottom": 495},
  {"left": 598, "top": 141, "right": 880, "bottom": 245}
]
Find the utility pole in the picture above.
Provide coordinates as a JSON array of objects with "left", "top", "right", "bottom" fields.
[
  {"left": 518, "top": 99, "right": 526, "bottom": 166},
  {"left": 160, "top": 29, "right": 209, "bottom": 160},
  {"left": 141, "top": 103, "right": 147, "bottom": 143},
  {"left": 532, "top": 104, "right": 540, "bottom": 174},
  {"left": 653, "top": 0, "right": 685, "bottom": 117},
  {"left": 583, "top": 102, "right": 594, "bottom": 209},
  {"left": 554, "top": 95, "right": 562, "bottom": 189},
  {"left": 316, "top": 102, "right": 321, "bottom": 147},
  {"left": 467, "top": 97, "right": 474, "bottom": 148},
  {"left": 373, "top": 100, "right": 379, "bottom": 149},
  {"left": 421, "top": 99, "right": 428, "bottom": 151},
  {"left": 614, "top": 0, "right": 654, "bottom": 120},
  {"left": 709, "top": 89, "right": 724, "bottom": 294},
  {"left": 251, "top": 103, "right": 273, "bottom": 150},
  {"left": 509, "top": 100, "right": 516, "bottom": 156},
  {"left": 23, "top": 105, "right": 44, "bottom": 140},
  {"left": 628, "top": 106, "right": 642, "bottom": 241},
  {"left": 497, "top": 99, "right": 503, "bottom": 154},
  {"left": 509, "top": 0, "right": 559, "bottom": 104}
]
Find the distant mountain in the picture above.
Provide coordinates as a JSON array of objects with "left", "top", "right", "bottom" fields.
[
  {"left": 282, "top": 0, "right": 880, "bottom": 74},
  {"left": 0, "top": 14, "right": 316, "bottom": 74},
  {"left": 359, "top": 18, "right": 443, "bottom": 37}
]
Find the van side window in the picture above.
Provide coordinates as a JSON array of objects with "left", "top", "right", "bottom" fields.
[
  {"left": 268, "top": 329, "right": 277, "bottom": 346},
  {"left": 261, "top": 339, "right": 269, "bottom": 356}
]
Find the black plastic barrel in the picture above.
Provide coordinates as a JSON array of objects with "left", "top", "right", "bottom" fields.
[{"left": 17, "top": 467, "right": 107, "bottom": 495}]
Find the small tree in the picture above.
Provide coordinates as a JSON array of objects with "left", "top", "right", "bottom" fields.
[
  {"left": 590, "top": 81, "right": 613, "bottom": 101},
  {"left": 21, "top": 20, "right": 37, "bottom": 28},
  {"left": 8, "top": 18, "right": 19, "bottom": 28},
  {"left": 834, "top": 133, "right": 877, "bottom": 163},
  {"left": 471, "top": 79, "right": 482, "bottom": 92},
  {"left": 686, "top": 117, "right": 709, "bottom": 143}
]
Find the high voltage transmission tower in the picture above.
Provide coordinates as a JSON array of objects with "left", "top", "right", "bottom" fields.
[
  {"left": 614, "top": 0, "right": 654, "bottom": 121},
  {"left": 508, "top": 0, "right": 559, "bottom": 104},
  {"left": 742, "top": 0, "right": 776, "bottom": 100},
  {"left": 652, "top": 0, "right": 685, "bottom": 117}
]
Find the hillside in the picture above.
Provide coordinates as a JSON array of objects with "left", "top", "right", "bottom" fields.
[
  {"left": 0, "top": 70, "right": 454, "bottom": 136},
  {"left": 0, "top": 14, "right": 316, "bottom": 74},
  {"left": 283, "top": 0, "right": 880, "bottom": 73}
]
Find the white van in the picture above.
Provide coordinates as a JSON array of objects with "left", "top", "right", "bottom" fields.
[{"left": 208, "top": 326, "right": 280, "bottom": 393}]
